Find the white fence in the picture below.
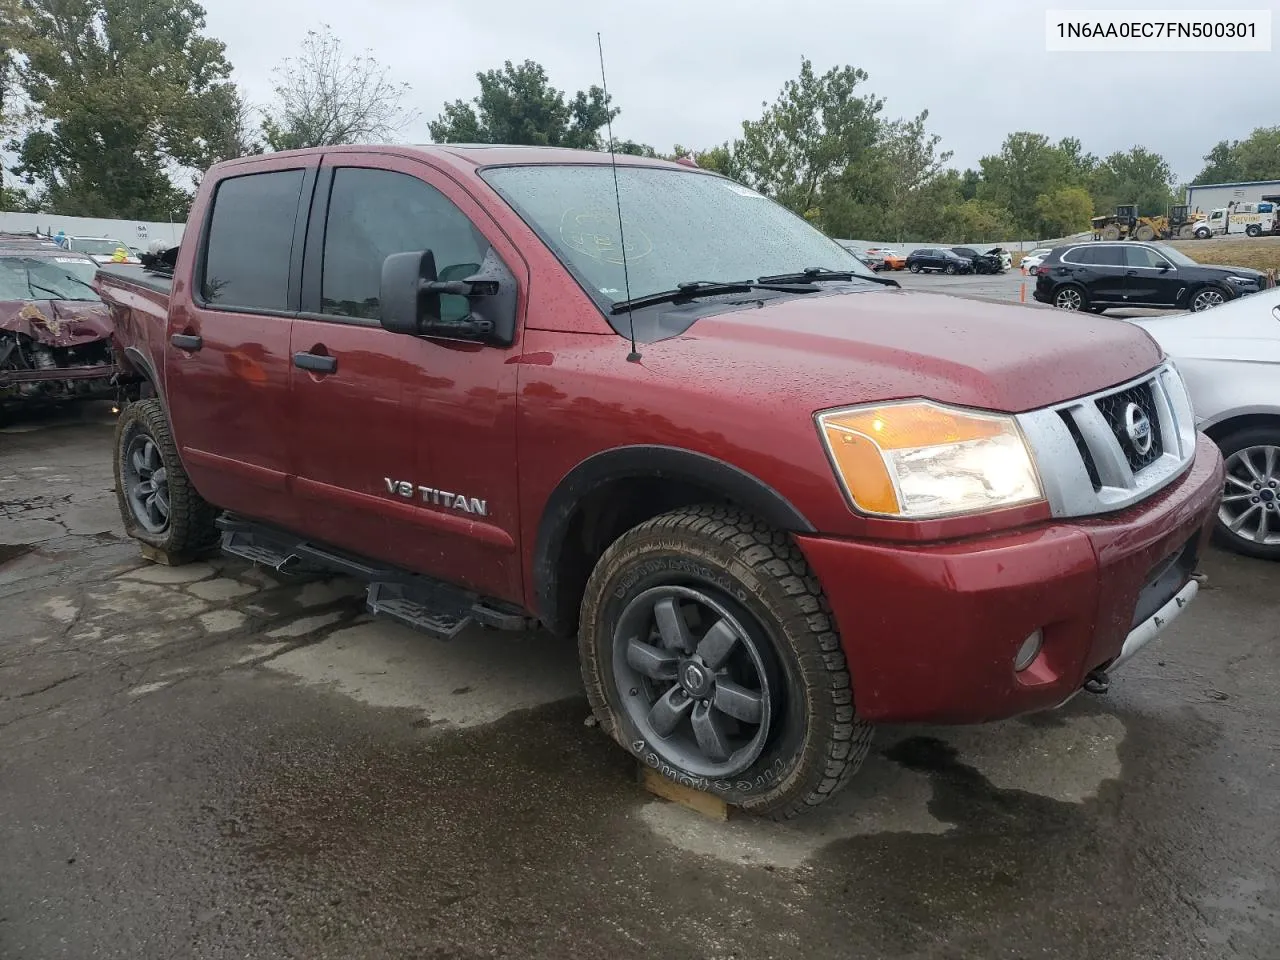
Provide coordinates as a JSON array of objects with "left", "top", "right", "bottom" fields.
[{"left": 0, "top": 212, "right": 186, "bottom": 249}]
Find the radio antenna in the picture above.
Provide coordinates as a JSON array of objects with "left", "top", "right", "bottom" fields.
[{"left": 597, "top": 32, "right": 640, "bottom": 363}]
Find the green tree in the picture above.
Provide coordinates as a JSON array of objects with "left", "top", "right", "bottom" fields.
[
  {"left": 1192, "top": 127, "right": 1280, "bottom": 185},
  {"left": 1034, "top": 186, "right": 1093, "bottom": 239},
  {"left": 669, "top": 142, "right": 739, "bottom": 178},
  {"left": 261, "top": 25, "right": 416, "bottom": 151},
  {"left": 429, "top": 60, "right": 616, "bottom": 149},
  {"left": 6, "top": 0, "right": 236, "bottom": 218},
  {"left": 874, "top": 110, "right": 953, "bottom": 242},
  {"left": 1194, "top": 140, "right": 1241, "bottom": 184},
  {"left": 1089, "top": 146, "right": 1176, "bottom": 217},
  {"left": 733, "top": 57, "right": 884, "bottom": 221},
  {"left": 976, "top": 133, "right": 1079, "bottom": 235},
  {"left": 937, "top": 198, "right": 1015, "bottom": 243}
]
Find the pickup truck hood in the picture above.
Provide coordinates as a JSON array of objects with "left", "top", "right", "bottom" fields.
[
  {"left": 0, "top": 298, "right": 113, "bottom": 348},
  {"left": 646, "top": 288, "right": 1163, "bottom": 413}
]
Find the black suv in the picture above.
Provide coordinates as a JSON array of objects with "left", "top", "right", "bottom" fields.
[
  {"left": 1032, "top": 241, "right": 1266, "bottom": 313},
  {"left": 950, "top": 247, "right": 1002, "bottom": 274},
  {"left": 905, "top": 248, "right": 972, "bottom": 275}
]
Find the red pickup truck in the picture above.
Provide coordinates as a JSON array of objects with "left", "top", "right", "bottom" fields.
[{"left": 97, "top": 145, "right": 1223, "bottom": 818}]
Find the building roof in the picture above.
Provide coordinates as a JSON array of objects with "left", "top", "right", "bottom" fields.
[{"left": 1185, "top": 179, "right": 1280, "bottom": 191}]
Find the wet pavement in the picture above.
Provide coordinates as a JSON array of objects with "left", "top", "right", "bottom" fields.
[{"left": 2, "top": 405, "right": 1278, "bottom": 959}]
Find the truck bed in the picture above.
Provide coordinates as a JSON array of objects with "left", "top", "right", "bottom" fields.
[
  {"left": 94, "top": 264, "right": 173, "bottom": 388},
  {"left": 97, "top": 263, "right": 174, "bottom": 298}
]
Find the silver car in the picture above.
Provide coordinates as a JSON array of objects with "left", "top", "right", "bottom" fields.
[{"left": 1131, "top": 288, "right": 1280, "bottom": 560}]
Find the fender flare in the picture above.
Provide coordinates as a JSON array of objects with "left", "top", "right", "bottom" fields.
[
  {"left": 532, "top": 445, "right": 816, "bottom": 632},
  {"left": 120, "top": 345, "right": 165, "bottom": 408}
]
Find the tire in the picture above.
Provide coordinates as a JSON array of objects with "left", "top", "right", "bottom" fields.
[
  {"left": 1101, "top": 225, "right": 1122, "bottom": 241},
  {"left": 579, "top": 505, "right": 873, "bottom": 819},
  {"left": 1178, "top": 225, "right": 1195, "bottom": 239},
  {"left": 1245, "top": 224, "right": 1262, "bottom": 238},
  {"left": 1195, "top": 227, "right": 1211, "bottom": 240},
  {"left": 113, "top": 398, "right": 218, "bottom": 556},
  {"left": 909, "top": 262, "right": 921, "bottom": 273},
  {"left": 945, "top": 263, "right": 957, "bottom": 275},
  {"left": 1053, "top": 284, "right": 1088, "bottom": 311},
  {"left": 1189, "top": 285, "right": 1227, "bottom": 312},
  {"left": 1212, "top": 425, "right": 1280, "bottom": 561},
  {"left": 1134, "top": 224, "right": 1156, "bottom": 241}
]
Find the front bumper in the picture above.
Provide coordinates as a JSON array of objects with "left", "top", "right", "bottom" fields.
[{"left": 796, "top": 432, "right": 1224, "bottom": 724}]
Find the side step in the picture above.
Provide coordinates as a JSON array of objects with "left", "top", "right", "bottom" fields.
[{"left": 216, "top": 515, "right": 536, "bottom": 640}]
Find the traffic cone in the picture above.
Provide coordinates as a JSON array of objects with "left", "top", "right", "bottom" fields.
[{"left": 1020, "top": 282, "right": 1026, "bottom": 303}]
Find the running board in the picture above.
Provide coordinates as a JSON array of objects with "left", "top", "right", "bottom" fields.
[{"left": 216, "top": 515, "right": 535, "bottom": 639}]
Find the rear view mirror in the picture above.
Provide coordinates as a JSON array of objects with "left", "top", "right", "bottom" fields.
[{"left": 379, "top": 249, "right": 518, "bottom": 346}]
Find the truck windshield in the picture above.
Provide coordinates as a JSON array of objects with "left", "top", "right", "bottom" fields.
[
  {"left": 0, "top": 256, "right": 101, "bottom": 301},
  {"left": 480, "top": 164, "right": 877, "bottom": 309}
]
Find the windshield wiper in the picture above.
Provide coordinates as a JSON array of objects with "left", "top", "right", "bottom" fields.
[
  {"left": 609, "top": 279, "right": 818, "bottom": 314},
  {"left": 758, "top": 267, "right": 900, "bottom": 288}
]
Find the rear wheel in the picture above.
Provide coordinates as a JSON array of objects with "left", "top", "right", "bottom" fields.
[
  {"left": 579, "top": 505, "right": 872, "bottom": 819},
  {"left": 1134, "top": 224, "right": 1156, "bottom": 241},
  {"left": 1178, "top": 225, "right": 1195, "bottom": 239},
  {"left": 1245, "top": 224, "right": 1262, "bottom": 238},
  {"left": 114, "top": 398, "right": 218, "bottom": 556},
  {"left": 1101, "top": 225, "right": 1122, "bottom": 241},
  {"left": 1213, "top": 426, "right": 1280, "bottom": 561},
  {"left": 1053, "top": 284, "right": 1087, "bottom": 311},
  {"left": 909, "top": 262, "right": 921, "bottom": 273}
]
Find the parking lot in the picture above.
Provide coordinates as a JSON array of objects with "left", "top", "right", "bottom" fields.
[
  {"left": 3, "top": 395, "right": 1279, "bottom": 957},
  {"left": 892, "top": 266, "right": 1173, "bottom": 318}
]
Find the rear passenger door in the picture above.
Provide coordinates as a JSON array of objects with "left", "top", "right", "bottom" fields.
[
  {"left": 289, "top": 153, "right": 528, "bottom": 601},
  {"left": 168, "top": 157, "right": 317, "bottom": 526}
]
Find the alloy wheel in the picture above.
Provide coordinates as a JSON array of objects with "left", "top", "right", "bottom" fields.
[
  {"left": 1192, "top": 289, "right": 1224, "bottom": 311},
  {"left": 1055, "top": 287, "right": 1083, "bottom": 310},
  {"left": 613, "top": 584, "right": 773, "bottom": 779},
  {"left": 1219, "top": 445, "right": 1280, "bottom": 547},
  {"left": 123, "top": 433, "right": 171, "bottom": 534}
]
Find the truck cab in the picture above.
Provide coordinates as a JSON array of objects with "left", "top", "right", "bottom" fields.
[{"left": 95, "top": 145, "right": 1224, "bottom": 819}]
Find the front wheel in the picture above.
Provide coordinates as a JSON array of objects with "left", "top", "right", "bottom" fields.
[
  {"left": 1190, "top": 286, "right": 1226, "bottom": 312},
  {"left": 114, "top": 398, "right": 218, "bottom": 556},
  {"left": 1213, "top": 426, "right": 1280, "bottom": 561},
  {"left": 1195, "top": 227, "right": 1211, "bottom": 239},
  {"left": 579, "top": 506, "right": 872, "bottom": 819},
  {"left": 945, "top": 263, "right": 957, "bottom": 275},
  {"left": 909, "top": 262, "right": 921, "bottom": 273}
]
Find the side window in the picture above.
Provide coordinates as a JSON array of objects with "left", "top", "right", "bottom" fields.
[
  {"left": 1124, "top": 246, "right": 1165, "bottom": 269},
  {"left": 201, "top": 169, "right": 305, "bottom": 310},
  {"left": 320, "top": 167, "right": 489, "bottom": 322},
  {"left": 1093, "top": 246, "right": 1124, "bottom": 266},
  {"left": 1068, "top": 247, "right": 1096, "bottom": 265}
]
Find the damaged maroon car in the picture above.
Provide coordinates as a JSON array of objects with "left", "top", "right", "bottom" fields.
[{"left": 0, "top": 239, "right": 118, "bottom": 412}]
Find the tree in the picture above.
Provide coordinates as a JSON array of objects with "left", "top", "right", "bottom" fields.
[
  {"left": 1034, "top": 186, "right": 1093, "bottom": 239},
  {"left": 937, "top": 198, "right": 1015, "bottom": 244},
  {"left": 976, "top": 133, "right": 1080, "bottom": 235},
  {"left": 429, "top": 60, "right": 616, "bottom": 149},
  {"left": 669, "top": 142, "right": 740, "bottom": 178},
  {"left": 873, "top": 110, "right": 953, "bottom": 242},
  {"left": 733, "top": 57, "right": 884, "bottom": 220},
  {"left": 6, "top": 0, "right": 236, "bottom": 218},
  {"left": 201, "top": 85, "right": 262, "bottom": 164},
  {"left": 261, "top": 25, "right": 416, "bottom": 151},
  {"left": 1193, "top": 127, "right": 1280, "bottom": 184},
  {"left": 1089, "top": 146, "right": 1176, "bottom": 217}
]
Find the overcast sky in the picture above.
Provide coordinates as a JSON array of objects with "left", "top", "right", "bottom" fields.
[{"left": 201, "top": 0, "right": 1278, "bottom": 183}]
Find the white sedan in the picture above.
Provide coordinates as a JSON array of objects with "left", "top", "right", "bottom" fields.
[
  {"left": 1018, "top": 248, "right": 1054, "bottom": 273},
  {"left": 1131, "top": 287, "right": 1280, "bottom": 560}
]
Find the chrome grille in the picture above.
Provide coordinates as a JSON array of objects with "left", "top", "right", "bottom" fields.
[
  {"left": 1095, "top": 382, "right": 1163, "bottom": 473},
  {"left": 1016, "top": 363, "right": 1198, "bottom": 519}
]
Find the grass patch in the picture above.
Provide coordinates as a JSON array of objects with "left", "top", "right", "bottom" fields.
[{"left": 1168, "top": 238, "right": 1280, "bottom": 274}]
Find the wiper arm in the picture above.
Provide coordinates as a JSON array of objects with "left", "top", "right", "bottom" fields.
[
  {"left": 609, "top": 279, "right": 817, "bottom": 314},
  {"left": 758, "top": 266, "right": 900, "bottom": 288}
]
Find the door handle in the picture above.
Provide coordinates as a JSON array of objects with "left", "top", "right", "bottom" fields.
[
  {"left": 1125, "top": 270, "right": 1138, "bottom": 276},
  {"left": 170, "top": 333, "right": 202, "bottom": 351},
  {"left": 293, "top": 351, "right": 337, "bottom": 374}
]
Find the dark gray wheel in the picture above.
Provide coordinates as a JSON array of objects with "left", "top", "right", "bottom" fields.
[
  {"left": 1214, "top": 427, "right": 1280, "bottom": 560},
  {"left": 1054, "top": 285, "right": 1086, "bottom": 311},
  {"left": 123, "top": 433, "right": 170, "bottom": 533},
  {"left": 1195, "top": 227, "right": 1211, "bottom": 239},
  {"left": 579, "top": 505, "right": 873, "bottom": 819},
  {"left": 1245, "top": 224, "right": 1262, "bottom": 238},
  {"left": 909, "top": 262, "right": 921, "bottom": 273},
  {"left": 1191, "top": 286, "right": 1225, "bottom": 312},
  {"left": 114, "top": 398, "right": 218, "bottom": 555},
  {"left": 613, "top": 585, "right": 772, "bottom": 779},
  {"left": 945, "top": 263, "right": 957, "bottom": 275}
]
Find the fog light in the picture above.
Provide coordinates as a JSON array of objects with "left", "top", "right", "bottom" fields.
[
  {"left": 111, "top": 404, "right": 120, "bottom": 415},
  {"left": 1014, "top": 629, "right": 1043, "bottom": 672}
]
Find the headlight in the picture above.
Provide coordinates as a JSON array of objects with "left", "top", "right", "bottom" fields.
[
  {"left": 816, "top": 401, "right": 1044, "bottom": 519},
  {"left": 1226, "top": 276, "right": 1256, "bottom": 285}
]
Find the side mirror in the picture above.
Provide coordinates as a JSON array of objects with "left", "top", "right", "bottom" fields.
[
  {"left": 1157, "top": 262, "right": 1171, "bottom": 271},
  {"left": 379, "top": 249, "right": 516, "bottom": 346}
]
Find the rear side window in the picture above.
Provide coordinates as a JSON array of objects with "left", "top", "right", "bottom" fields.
[
  {"left": 320, "top": 167, "right": 489, "bottom": 322},
  {"left": 1067, "top": 247, "right": 1097, "bottom": 264},
  {"left": 201, "top": 169, "right": 305, "bottom": 311}
]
